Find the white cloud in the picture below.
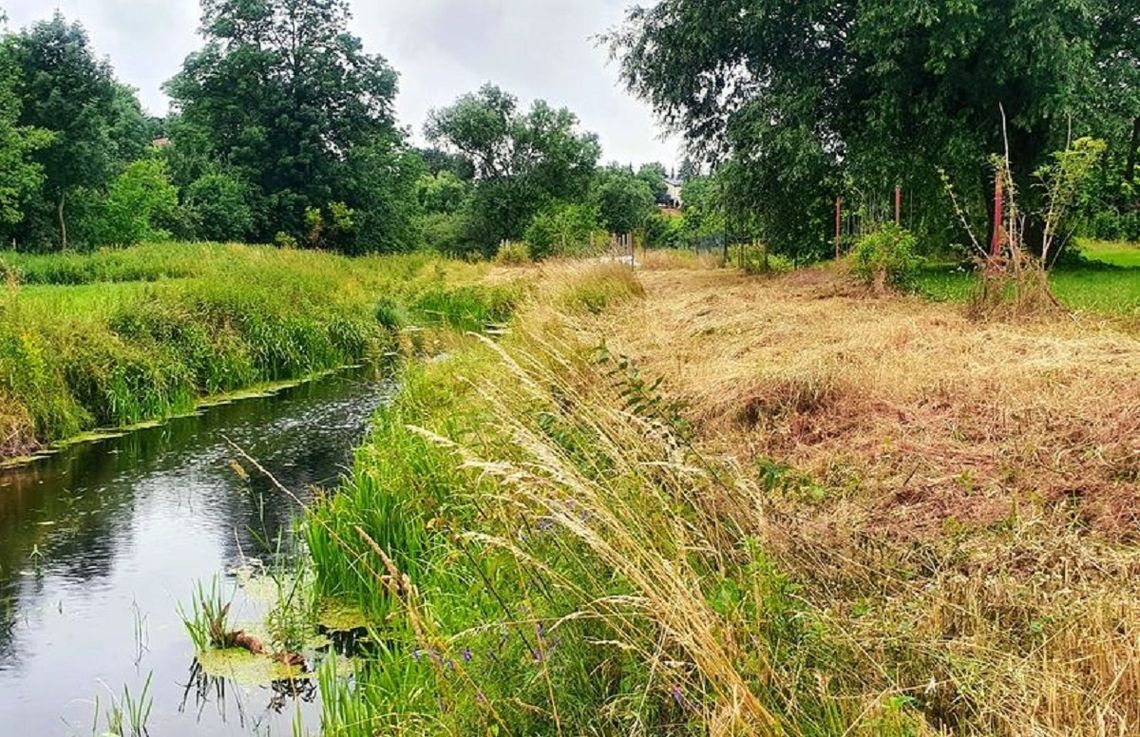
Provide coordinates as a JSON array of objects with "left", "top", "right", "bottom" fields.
[{"left": 2, "top": 0, "right": 682, "bottom": 167}]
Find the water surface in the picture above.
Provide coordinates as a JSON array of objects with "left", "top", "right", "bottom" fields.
[{"left": 0, "top": 372, "right": 385, "bottom": 736}]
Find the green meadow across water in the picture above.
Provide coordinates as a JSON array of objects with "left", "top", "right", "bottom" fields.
[
  {"left": 0, "top": 243, "right": 522, "bottom": 461},
  {"left": 916, "top": 240, "right": 1140, "bottom": 317}
]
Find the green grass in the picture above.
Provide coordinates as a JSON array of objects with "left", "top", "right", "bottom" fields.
[
  {"left": 0, "top": 243, "right": 524, "bottom": 459},
  {"left": 916, "top": 239, "right": 1140, "bottom": 316}
]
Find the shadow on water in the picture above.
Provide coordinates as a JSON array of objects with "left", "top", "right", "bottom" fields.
[{"left": 0, "top": 369, "right": 388, "bottom": 736}]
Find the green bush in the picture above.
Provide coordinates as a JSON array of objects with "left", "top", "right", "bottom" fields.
[
  {"left": 91, "top": 159, "right": 179, "bottom": 246},
  {"left": 524, "top": 202, "right": 600, "bottom": 260},
  {"left": 851, "top": 224, "right": 922, "bottom": 292},
  {"left": 185, "top": 173, "right": 253, "bottom": 242}
]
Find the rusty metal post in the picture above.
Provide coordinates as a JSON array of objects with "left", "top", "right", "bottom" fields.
[
  {"left": 990, "top": 175, "right": 1004, "bottom": 259},
  {"left": 835, "top": 197, "right": 843, "bottom": 260},
  {"left": 895, "top": 185, "right": 902, "bottom": 226}
]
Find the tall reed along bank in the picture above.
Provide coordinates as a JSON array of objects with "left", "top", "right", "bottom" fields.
[
  {"left": 299, "top": 259, "right": 1138, "bottom": 737},
  {"left": 0, "top": 243, "right": 519, "bottom": 462}
]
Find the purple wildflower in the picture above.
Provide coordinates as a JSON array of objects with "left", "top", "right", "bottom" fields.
[
  {"left": 672, "top": 684, "right": 685, "bottom": 709},
  {"left": 462, "top": 647, "right": 473, "bottom": 663}
]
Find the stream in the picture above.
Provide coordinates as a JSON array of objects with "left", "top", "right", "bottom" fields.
[{"left": 0, "top": 371, "right": 387, "bottom": 736}]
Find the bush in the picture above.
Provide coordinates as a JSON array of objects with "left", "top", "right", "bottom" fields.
[
  {"left": 185, "top": 173, "right": 253, "bottom": 242},
  {"left": 524, "top": 203, "right": 599, "bottom": 260},
  {"left": 421, "top": 211, "right": 471, "bottom": 256},
  {"left": 274, "top": 231, "right": 298, "bottom": 249},
  {"left": 91, "top": 159, "right": 179, "bottom": 246},
  {"left": 851, "top": 225, "right": 922, "bottom": 293},
  {"left": 494, "top": 241, "right": 531, "bottom": 266},
  {"left": 644, "top": 211, "right": 682, "bottom": 248}
]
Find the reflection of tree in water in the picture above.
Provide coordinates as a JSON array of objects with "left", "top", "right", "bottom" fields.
[{"left": 0, "top": 372, "right": 381, "bottom": 668}]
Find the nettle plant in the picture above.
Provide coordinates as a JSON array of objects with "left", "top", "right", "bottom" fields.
[{"left": 943, "top": 118, "right": 1105, "bottom": 315}]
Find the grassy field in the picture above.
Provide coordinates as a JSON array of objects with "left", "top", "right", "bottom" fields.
[
  {"left": 266, "top": 256, "right": 1139, "bottom": 736},
  {"left": 917, "top": 239, "right": 1140, "bottom": 317},
  {"left": 0, "top": 243, "right": 520, "bottom": 460}
]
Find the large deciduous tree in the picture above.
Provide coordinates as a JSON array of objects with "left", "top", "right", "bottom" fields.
[
  {"left": 167, "top": 0, "right": 417, "bottom": 249},
  {"left": 0, "top": 31, "right": 51, "bottom": 234},
  {"left": 610, "top": 0, "right": 1131, "bottom": 259},
  {"left": 426, "top": 84, "right": 601, "bottom": 253},
  {"left": 7, "top": 13, "right": 124, "bottom": 249}
]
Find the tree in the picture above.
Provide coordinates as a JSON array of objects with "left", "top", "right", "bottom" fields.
[
  {"left": 594, "top": 165, "right": 656, "bottom": 234},
  {"left": 8, "top": 12, "right": 121, "bottom": 249},
  {"left": 426, "top": 84, "right": 601, "bottom": 253},
  {"left": 0, "top": 34, "right": 51, "bottom": 233},
  {"left": 92, "top": 158, "right": 179, "bottom": 245},
  {"left": 609, "top": 0, "right": 1118, "bottom": 260},
  {"left": 185, "top": 171, "right": 253, "bottom": 242},
  {"left": 636, "top": 162, "right": 669, "bottom": 204},
  {"left": 166, "top": 0, "right": 413, "bottom": 248}
]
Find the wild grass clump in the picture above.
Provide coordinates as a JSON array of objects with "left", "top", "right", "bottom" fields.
[
  {"left": 494, "top": 240, "right": 532, "bottom": 266},
  {"left": 557, "top": 262, "right": 644, "bottom": 314},
  {"left": 179, "top": 577, "right": 234, "bottom": 653}
]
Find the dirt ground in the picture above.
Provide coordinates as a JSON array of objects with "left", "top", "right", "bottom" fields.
[{"left": 589, "top": 264, "right": 1140, "bottom": 540}]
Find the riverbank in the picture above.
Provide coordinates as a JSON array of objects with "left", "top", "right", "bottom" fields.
[
  {"left": 299, "top": 258, "right": 1137, "bottom": 736},
  {"left": 0, "top": 243, "right": 521, "bottom": 462}
]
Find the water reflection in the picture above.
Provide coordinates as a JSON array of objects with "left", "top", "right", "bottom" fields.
[{"left": 0, "top": 371, "right": 385, "bottom": 736}]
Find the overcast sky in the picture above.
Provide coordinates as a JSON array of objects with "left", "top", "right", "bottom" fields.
[{"left": 1, "top": 0, "right": 682, "bottom": 168}]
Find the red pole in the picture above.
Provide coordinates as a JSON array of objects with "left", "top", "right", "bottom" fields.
[
  {"left": 895, "top": 185, "right": 902, "bottom": 226},
  {"left": 835, "top": 197, "right": 843, "bottom": 260},
  {"left": 990, "top": 175, "right": 1004, "bottom": 259}
]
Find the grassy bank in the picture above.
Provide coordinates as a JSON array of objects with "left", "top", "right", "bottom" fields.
[
  {"left": 0, "top": 243, "right": 521, "bottom": 460},
  {"left": 284, "top": 259, "right": 1139, "bottom": 736},
  {"left": 916, "top": 239, "right": 1140, "bottom": 317}
]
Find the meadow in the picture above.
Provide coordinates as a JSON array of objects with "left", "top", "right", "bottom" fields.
[
  {"left": 917, "top": 240, "right": 1140, "bottom": 318},
  {"left": 0, "top": 243, "right": 520, "bottom": 461}
]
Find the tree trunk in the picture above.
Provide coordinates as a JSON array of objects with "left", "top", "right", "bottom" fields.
[
  {"left": 1126, "top": 116, "right": 1140, "bottom": 184},
  {"left": 57, "top": 193, "right": 68, "bottom": 252}
]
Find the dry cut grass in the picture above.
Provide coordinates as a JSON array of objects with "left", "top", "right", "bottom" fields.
[{"left": 564, "top": 262, "right": 1140, "bottom": 735}]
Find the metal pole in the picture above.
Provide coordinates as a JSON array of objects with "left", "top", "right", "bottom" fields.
[
  {"left": 835, "top": 197, "right": 843, "bottom": 260},
  {"left": 990, "top": 175, "right": 1004, "bottom": 259}
]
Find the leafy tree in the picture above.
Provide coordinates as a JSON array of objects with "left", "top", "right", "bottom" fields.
[
  {"left": 609, "top": 0, "right": 1125, "bottom": 260},
  {"left": 417, "top": 170, "right": 470, "bottom": 215},
  {"left": 7, "top": 12, "right": 122, "bottom": 249},
  {"left": 593, "top": 165, "right": 656, "bottom": 234},
  {"left": 92, "top": 159, "right": 178, "bottom": 245},
  {"left": 167, "top": 0, "right": 413, "bottom": 248},
  {"left": 185, "top": 171, "right": 253, "bottom": 242},
  {"left": 426, "top": 84, "right": 601, "bottom": 253},
  {"left": 636, "top": 162, "right": 669, "bottom": 203},
  {"left": 0, "top": 35, "right": 51, "bottom": 232}
]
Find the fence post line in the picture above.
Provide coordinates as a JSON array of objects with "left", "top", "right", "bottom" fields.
[{"left": 895, "top": 185, "right": 902, "bottom": 226}]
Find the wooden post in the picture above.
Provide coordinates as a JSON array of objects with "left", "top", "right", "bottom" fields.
[
  {"left": 834, "top": 197, "right": 843, "bottom": 260},
  {"left": 895, "top": 185, "right": 902, "bottom": 226},
  {"left": 990, "top": 175, "right": 1004, "bottom": 259}
]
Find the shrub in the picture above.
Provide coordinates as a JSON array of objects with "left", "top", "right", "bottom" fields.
[
  {"left": 851, "top": 225, "right": 922, "bottom": 293},
  {"left": 524, "top": 202, "right": 599, "bottom": 260},
  {"left": 91, "top": 159, "right": 179, "bottom": 246},
  {"left": 494, "top": 241, "right": 531, "bottom": 266},
  {"left": 185, "top": 173, "right": 253, "bottom": 242},
  {"left": 274, "top": 231, "right": 298, "bottom": 249}
]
